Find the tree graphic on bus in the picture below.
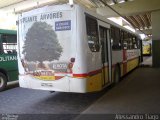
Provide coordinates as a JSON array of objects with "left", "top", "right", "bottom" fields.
[{"left": 22, "top": 22, "right": 63, "bottom": 70}]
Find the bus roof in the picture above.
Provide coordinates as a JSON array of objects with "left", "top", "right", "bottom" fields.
[{"left": 0, "top": 29, "right": 16, "bottom": 35}]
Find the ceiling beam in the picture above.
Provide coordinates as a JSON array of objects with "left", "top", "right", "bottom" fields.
[
  {"left": 98, "top": 0, "right": 146, "bottom": 35},
  {"left": 137, "top": 28, "right": 152, "bottom": 35},
  {"left": 130, "top": 16, "right": 140, "bottom": 28},
  {"left": 144, "top": 13, "right": 151, "bottom": 28},
  {"left": 0, "top": 0, "right": 25, "bottom": 9},
  {"left": 97, "top": 0, "right": 160, "bottom": 17},
  {"left": 139, "top": 15, "right": 148, "bottom": 29},
  {"left": 0, "top": 0, "right": 68, "bottom": 14},
  {"left": 141, "top": 14, "right": 150, "bottom": 28},
  {"left": 135, "top": 15, "right": 145, "bottom": 29},
  {"left": 125, "top": 16, "right": 138, "bottom": 28},
  {"left": 146, "top": 13, "right": 151, "bottom": 25}
]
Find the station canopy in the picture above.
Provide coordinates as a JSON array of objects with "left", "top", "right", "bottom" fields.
[{"left": 0, "top": 0, "right": 160, "bottom": 37}]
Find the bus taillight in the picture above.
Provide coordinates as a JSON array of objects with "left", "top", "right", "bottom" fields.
[{"left": 67, "top": 58, "right": 75, "bottom": 73}]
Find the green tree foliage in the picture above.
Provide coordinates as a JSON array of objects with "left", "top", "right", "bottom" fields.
[{"left": 23, "top": 22, "right": 63, "bottom": 64}]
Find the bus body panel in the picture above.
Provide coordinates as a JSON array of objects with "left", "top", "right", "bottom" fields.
[
  {"left": 19, "top": 75, "right": 70, "bottom": 91},
  {"left": 112, "top": 51, "right": 123, "bottom": 64},
  {"left": 18, "top": 5, "right": 78, "bottom": 92},
  {"left": 0, "top": 54, "right": 18, "bottom": 81},
  {"left": 126, "top": 49, "right": 140, "bottom": 73}
]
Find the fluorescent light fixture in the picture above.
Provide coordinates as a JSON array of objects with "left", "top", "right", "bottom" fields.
[
  {"left": 108, "top": 17, "right": 123, "bottom": 26},
  {"left": 124, "top": 25, "right": 136, "bottom": 33},
  {"left": 140, "top": 34, "right": 146, "bottom": 40},
  {"left": 117, "top": 0, "right": 125, "bottom": 3},
  {"left": 107, "top": 0, "right": 115, "bottom": 5},
  {"left": 108, "top": 17, "right": 136, "bottom": 33},
  {"left": 121, "top": 17, "right": 131, "bottom": 25},
  {"left": 109, "top": 3, "right": 115, "bottom": 5},
  {"left": 69, "top": 0, "right": 73, "bottom": 5},
  {"left": 119, "top": 1, "right": 125, "bottom": 3}
]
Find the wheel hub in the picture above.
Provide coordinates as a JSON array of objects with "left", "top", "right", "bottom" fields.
[{"left": 0, "top": 77, "right": 4, "bottom": 88}]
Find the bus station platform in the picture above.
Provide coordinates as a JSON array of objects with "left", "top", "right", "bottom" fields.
[
  {"left": 76, "top": 56, "right": 160, "bottom": 119},
  {"left": 141, "top": 56, "right": 152, "bottom": 67}
]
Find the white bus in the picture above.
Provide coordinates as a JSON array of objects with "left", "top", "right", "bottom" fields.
[{"left": 18, "top": 4, "right": 142, "bottom": 93}]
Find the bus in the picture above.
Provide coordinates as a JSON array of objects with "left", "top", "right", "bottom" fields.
[
  {"left": 0, "top": 29, "right": 18, "bottom": 91},
  {"left": 18, "top": 4, "right": 141, "bottom": 93}
]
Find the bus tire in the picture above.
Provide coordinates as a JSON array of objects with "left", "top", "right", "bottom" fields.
[
  {"left": 0, "top": 73, "right": 7, "bottom": 92},
  {"left": 114, "top": 65, "right": 120, "bottom": 84}
]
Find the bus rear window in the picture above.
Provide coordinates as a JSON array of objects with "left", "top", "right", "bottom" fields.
[{"left": 86, "top": 16, "right": 100, "bottom": 52}]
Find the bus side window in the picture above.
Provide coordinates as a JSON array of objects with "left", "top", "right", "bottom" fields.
[
  {"left": 128, "top": 33, "right": 133, "bottom": 50},
  {"left": 7, "top": 51, "right": 12, "bottom": 54},
  {"left": 123, "top": 31, "right": 128, "bottom": 50},
  {"left": 120, "top": 30, "right": 124, "bottom": 49},
  {"left": 136, "top": 37, "right": 141, "bottom": 49},
  {"left": 133, "top": 36, "right": 137, "bottom": 49},
  {"left": 86, "top": 16, "right": 100, "bottom": 52},
  {"left": 111, "top": 26, "right": 121, "bottom": 50},
  {"left": 12, "top": 50, "right": 17, "bottom": 54},
  {"left": 0, "top": 44, "right": 3, "bottom": 54}
]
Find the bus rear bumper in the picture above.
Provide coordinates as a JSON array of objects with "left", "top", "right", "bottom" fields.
[{"left": 19, "top": 75, "right": 89, "bottom": 93}]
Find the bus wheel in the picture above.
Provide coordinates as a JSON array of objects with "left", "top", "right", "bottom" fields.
[
  {"left": 0, "top": 73, "right": 7, "bottom": 92},
  {"left": 114, "top": 65, "right": 120, "bottom": 84}
]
